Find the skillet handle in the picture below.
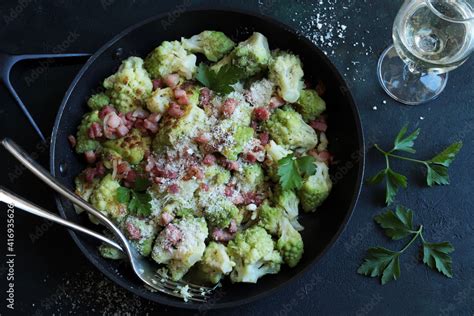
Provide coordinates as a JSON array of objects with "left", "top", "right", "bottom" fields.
[{"left": 0, "top": 52, "right": 92, "bottom": 142}]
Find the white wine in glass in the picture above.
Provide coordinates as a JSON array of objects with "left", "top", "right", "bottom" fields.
[{"left": 378, "top": 0, "right": 474, "bottom": 105}]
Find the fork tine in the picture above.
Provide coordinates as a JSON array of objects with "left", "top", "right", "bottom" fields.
[
  {"left": 145, "top": 285, "right": 208, "bottom": 303},
  {"left": 155, "top": 270, "right": 220, "bottom": 291},
  {"left": 152, "top": 281, "right": 212, "bottom": 299},
  {"left": 153, "top": 275, "right": 213, "bottom": 296}
]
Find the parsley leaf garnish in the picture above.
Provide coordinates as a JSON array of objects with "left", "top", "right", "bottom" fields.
[
  {"left": 277, "top": 154, "right": 317, "bottom": 191},
  {"left": 196, "top": 62, "right": 246, "bottom": 94},
  {"left": 367, "top": 125, "right": 462, "bottom": 205},
  {"left": 358, "top": 206, "right": 454, "bottom": 284},
  {"left": 116, "top": 187, "right": 131, "bottom": 204},
  {"left": 115, "top": 186, "right": 152, "bottom": 217}
]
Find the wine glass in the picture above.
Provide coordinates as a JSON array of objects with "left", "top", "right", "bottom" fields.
[{"left": 378, "top": 0, "right": 474, "bottom": 105}]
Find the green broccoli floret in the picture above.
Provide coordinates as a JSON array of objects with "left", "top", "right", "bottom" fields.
[
  {"left": 274, "top": 189, "right": 304, "bottom": 231},
  {"left": 144, "top": 41, "right": 197, "bottom": 79},
  {"left": 199, "top": 192, "right": 239, "bottom": 229},
  {"left": 203, "top": 165, "right": 231, "bottom": 185},
  {"left": 90, "top": 174, "right": 128, "bottom": 223},
  {"left": 75, "top": 111, "right": 101, "bottom": 154},
  {"left": 235, "top": 163, "right": 265, "bottom": 193},
  {"left": 103, "top": 129, "right": 151, "bottom": 165},
  {"left": 227, "top": 226, "right": 282, "bottom": 283},
  {"left": 264, "top": 107, "right": 317, "bottom": 151},
  {"left": 276, "top": 217, "right": 304, "bottom": 267},
  {"left": 121, "top": 215, "right": 157, "bottom": 257},
  {"left": 257, "top": 201, "right": 284, "bottom": 235},
  {"left": 181, "top": 30, "right": 235, "bottom": 62},
  {"left": 221, "top": 123, "right": 254, "bottom": 161},
  {"left": 298, "top": 161, "right": 332, "bottom": 212},
  {"left": 269, "top": 51, "right": 304, "bottom": 103},
  {"left": 153, "top": 104, "right": 207, "bottom": 151},
  {"left": 211, "top": 32, "right": 271, "bottom": 79},
  {"left": 295, "top": 89, "right": 326, "bottom": 121},
  {"left": 198, "top": 242, "right": 235, "bottom": 284},
  {"left": 87, "top": 93, "right": 110, "bottom": 110},
  {"left": 103, "top": 57, "right": 153, "bottom": 113},
  {"left": 99, "top": 243, "right": 125, "bottom": 260},
  {"left": 151, "top": 217, "right": 208, "bottom": 281},
  {"left": 146, "top": 87, "right": 173, "bottom": 114}
]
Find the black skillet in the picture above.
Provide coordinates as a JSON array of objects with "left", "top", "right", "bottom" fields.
[{"left": 42, "top": 9, "right": 364, "bottom": 309}]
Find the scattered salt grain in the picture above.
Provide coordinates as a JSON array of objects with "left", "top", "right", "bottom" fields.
[
  {"left": 420, "top": 116, "right": 425, "bottom": 120},
  {"left": 372, "top": 106, "right": 378, "bottom": 111}
]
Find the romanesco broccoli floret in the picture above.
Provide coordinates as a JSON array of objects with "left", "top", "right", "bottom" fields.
[
  {"left": 203, "top": 165, "right": 231, "bottom": 185},
  {"left": 181, "top": 30, "right": 235, "bottom": 62},
  {"left": 257, "top": 201, "right": 284, "bottom": 235},
  {"left": 298, "top": 161, "right": 332, "bottom": 212},
  {"left": 75, "top": 110, "right": 101, "bottom": 154},
  {"left": 295, "top": 89, "right": 326, "bottom": 121},
  {"left": 87, "top": 93, "right": 110, "bottom": 110},
  {"left": 276, "top": 217, "right": 304, "bottom": 267},
  {"left": 274, "top": 189, "right": 304, "bottom": 231},
  {"left": 264, "top": 140, "right": 293, "bottom": 181},
  {"left": 103, "top": 129, "right": 151, "bottom": 165},
  {"left": 198, "top": 242, "right": 235, "bottom": 284},
  {"left": 151, "top": 217, "right": 208, "bottom": 281},
  {"left": 74, "top": 175, "right": 99, "bottom": 203},
  {"left": 144, "top": 41, "right": 197, "bottom": 79},
  {"left": 121, "top": 215, "right": 157, "bottom": 257},
  {"left": 146, "top": 87, "right": 173, "bottom": 114},
  {"left": 90, "top": 174, "right": 128, "bottom": 223},
  {"left": 198, "top": 191, "right": 239, "bottom": 229},
  {"left": 99, "top": 243, "right": 125, "bottom": 260},
  {"left": 103, "top": 57, "right": 153, "bottom": 113},
  {"left": 227, "top": 226, "right": 282, "bottom": 283},
  {"left": 220, "top": 123, "right": 254, "bottom": 161},
  {"left": 264, "top": 107, "right": 317, "bottom": 151},
  {"left": 269, "top": 51, "right": 304, "bottom": 103},
  {"left": 235, "top": 163, "right": 264, "bottom": 193},
  {"left": 211, "top": 32, "right": 271, "bottom": 79}
]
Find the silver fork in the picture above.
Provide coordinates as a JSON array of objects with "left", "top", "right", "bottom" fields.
[{"left": 1, "top": 138, "right": 219, "bottom": 302}]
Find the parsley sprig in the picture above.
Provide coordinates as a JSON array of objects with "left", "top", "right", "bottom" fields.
[
  {"left": 195, "top": 62, "right": 246, "bottom": 94},
  {"left": 277, "top": 154, "right": 317, "bottom": 191},
  {"left": 367, "top": 125, "right": 463, "bottom": 205},
  {"left": 358, "top": 206, "right": 454, "bottom": 285},
  {"left": 116, "top": 177, "right": 152, "bottom": 217}
]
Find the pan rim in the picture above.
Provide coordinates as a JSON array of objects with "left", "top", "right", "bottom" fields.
[{"left": 50, "top": 6, "right": 365, "bottom": 310}]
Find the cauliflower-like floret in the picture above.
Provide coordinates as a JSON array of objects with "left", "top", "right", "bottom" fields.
[
  {"left": 75, "top": 110, "right": 101, "bottom": 154},
  {"left": 277, "top": 217, "right": 304, "bottom": 267},
  {"left": 246, "top": 78, "right": 275, "bottom": 107},
  {"left": 103, "top": 129, "right": 151, "bottom": 165},
  {"left": 153, "top": 104, "right": 207, "bottom": 151},
  {"left": 269, "top": 51, "right": 304, "bottom": 103},
  {"left": 144, "top": 41, "right": 197, "bottom": 79},
  {"left": 198, "top": 191, "right": 239, "bottom": 229},
  {"left": 257, "top": 201, "right": 284, "bottom": 235},
  {"left": 198, "top": 242, "right": 235, "bottom": 284},
  {"left": 264, "top": 107, "right": 317, "bottom": 151},
  {"left": 74, "top": 175, "right": 99, "bottom": 203},
  {"left": 211, "top": 32, "right": 271, "bottom": 78},
  {"left": 227, "top": 226, "right": 282, "bottom": 283},
  {"left": 181, "top": 30, "right": 235, "bottom": 62},
  {"left": 264, "top": 140, "right": 293, "bottom": 181},
  {"left": 90, "top": 174, "right": 127, "bottom": 223},
  {"left": 298, "top": 161, "right": 332, "bottom": 212},
  {"left": 121, "top": 215, "right": 157, "bottom": 257},
  {"left": 87, "top": 93, "right": 110, "bottom": 110},
  {"left": 274, "top": 189, "right": 304, "bottom": 231},
  {"left": 150, "top": 180, "right": 199, "bottom": 219},
  {"left": 103, "top": 57, "right": 153, "bottom": 113},
  {"left": 224, "top": 92, "right": 253, "bottom": 126},
  {"left": 151, "top": 217, "right": 208, "bottom": 281},
  {"left": 146, "top": 87, "right": 173, "bottom": 114},
  {"left": 234, "top": 163, "right": 264, "bottom": 193},
  {"left": 295, "top": 89, "right": 326, "bottom": 121},
  {"left": 203, "top": 165, "right": 231, "bottom": 185}
]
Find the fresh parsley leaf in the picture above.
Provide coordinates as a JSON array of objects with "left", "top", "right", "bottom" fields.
[
  {"left": 357, "top": 247, "right": 401, "bottom": 285},
  {"left": 393, "top": 125, "right": 420, "bottom": 153},
  {"left": 195, "top": 62, "right": 245, "bottom": 94},
  {"left": 277, "top": 155, "right": 302, "bottom": 191},
  {"left": 133, "top": 177, "right": 151, "bottom": 192},
  {"left": 296, "top": 156, "right": 316, "bottom": 177},
  {"left": 422, "top": 241, "right": 454, "bottom": 278},
  {"left": 128, "top": 191, "right": 152, "bottom": 217},
  {"left": 385, "top": 169, "right": 407, "bottom": 205},
  {"left": 426, "top": 164, "right": 450, "bottom": 186},
  {"left": 428, "top": 141, "right": 463, "bottom": 167},
  {"left": 374, "top": 206, "right": 414, "bottom": 240},
  {"left": 116, "top": 187, "right": 130, "bottom": 204},
  {"left": 366, "top": 169, "right": 386, "bottom": 185}
]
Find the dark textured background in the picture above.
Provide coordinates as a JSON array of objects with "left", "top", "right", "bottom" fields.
[{"left": 0, "top": 0, "right": 473, "bottom": 315}]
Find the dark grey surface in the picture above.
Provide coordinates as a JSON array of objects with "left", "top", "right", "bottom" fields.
[{"left": 0, "top": 0, "right": 473, "bottom": 315}]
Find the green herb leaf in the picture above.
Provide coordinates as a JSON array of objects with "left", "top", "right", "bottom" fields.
[
  {"left": 393, "top": 125, "right": 420, "bottom": 153},
  {"left": 128, "top": 191, "right": 152, "bottom": 217},
  {"left": 422, "top": 241, "right": 454, "bottom": 278},
  {"left": 366, "top": 169, "right": 387, "bottom": 185},
  {"left": 426, "top": 164, "right": 450, "bottom": 186},
  {"left": 428, "top": 141, "right": 463, "bottom": 167},
  {"left": 374, "top": 206, "right": 414, "bottom": 240},
  {"left": 296, "top": 156, "right": 316, "bottom": 177},
  {"left": 385, "top": 169, "right": 407, "bottom": 205},
  {"left": 357, "top": 247, "right": 401, "bottom": 285},
  {"left": 133, "top": 177, "right": 151, "bottom": 192},
  {"left": 195, "top": 62, "right": 245, "bottom": 94},
  {"left": 277, "top": 154, "right": 302, "bottom": 191},
  {"left": 116, "top": 187, "right": 130, "bottom": 204}
]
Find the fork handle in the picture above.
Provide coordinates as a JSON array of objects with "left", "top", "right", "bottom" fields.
[{"left": 0, "top": 187, "right": 123, "bottom": 251}]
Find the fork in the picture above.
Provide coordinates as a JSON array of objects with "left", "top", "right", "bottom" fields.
[{"left": 1, "top": 138, "right": 218, "bottom": 302}]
